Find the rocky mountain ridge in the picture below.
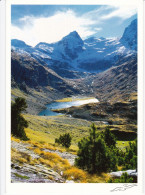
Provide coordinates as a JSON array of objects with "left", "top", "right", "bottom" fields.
[
  {"left": 11, "top": 19, "right": 137, "bottom": 113},
  {"left": 12, "top": 19, "right": 137, "bottom": 75}
]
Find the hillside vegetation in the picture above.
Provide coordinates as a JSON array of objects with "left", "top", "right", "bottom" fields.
[
  {"left": 11, "top": 19, "right": 137, "bottom": 183},
  {"left": 11, "top": 112, "right": 136, "bottom": 183}
]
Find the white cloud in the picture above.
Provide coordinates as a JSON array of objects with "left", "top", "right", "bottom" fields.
[
  {"left": 101, "top": 5, "right": 137, "bottom": 20},
  {"left": 94, "top": 27, "right": 102, "bottom": 31},
  {"left": 12, "top": 10, "right": 97, "bottom": 46},
  {"left": 11, "top": 6, "right": 137, "bottom": 46}
]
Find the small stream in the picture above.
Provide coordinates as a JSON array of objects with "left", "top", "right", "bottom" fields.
[{"left": 38, "top": 98, "right": 99, "bottom": 116}]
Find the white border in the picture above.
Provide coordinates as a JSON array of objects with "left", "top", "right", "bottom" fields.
[
  {"left": 3, "top": 0, "right": 144, "bottom": 194},
  {"left": 0, "top": 0, "right": 6, "bottom": 195}
]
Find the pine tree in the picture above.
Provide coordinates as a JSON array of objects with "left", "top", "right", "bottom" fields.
[
  {"left": 11, "top": 97, "right": 29, "bottom": 140},
  {"left": 75, "top": 124, "right": 117, "bottom": 173},
  {"left": 55, "top": 133, "right": 72, "bottom": 148},
  {"left": 102, "top": 126, "right": 116, "bottom": 147}
]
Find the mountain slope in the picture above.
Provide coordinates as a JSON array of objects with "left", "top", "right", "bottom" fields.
[
  {"left": 120, "top": 19, "right": 137, "bottom": 51},
  {"left": 11, "top": 19, "right": 137, "bottom": 113},
  {"left": 11, "top": 19, "right": 137, "bottom": 75},
  {"left": 11, "top": 50, "right": 81, "bottom": 113},
  {"left": 80, "top": 56, "right": 137, "bottom": 102}
]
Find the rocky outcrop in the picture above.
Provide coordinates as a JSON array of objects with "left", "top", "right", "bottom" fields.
[
  {"left": 11, "top": 140, "right": 76, "bottom": 183},
  {"left": 11, "top": 163, "right": 64, "bottom": 183},
  {"left": 42, "top": 148, "right": 77, "bottom": 166},
  {"left": 109, "top": 170, "right": 137, "bottom": 178},
  {"left": 54, "top": 100, "right": 137, "bottom": 125}
]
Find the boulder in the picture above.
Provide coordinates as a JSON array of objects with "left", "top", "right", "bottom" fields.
[{"left": 110, "top": 170, "right": 137, "bottom": 178}]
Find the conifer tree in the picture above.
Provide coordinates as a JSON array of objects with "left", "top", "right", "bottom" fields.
[{"left": 11, "top": 97, "right": 29, "bottom": 140}]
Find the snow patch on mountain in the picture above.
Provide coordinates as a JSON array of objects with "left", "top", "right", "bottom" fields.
[{"left": 11, "top": 19, "right": 137, "bottom": 73}]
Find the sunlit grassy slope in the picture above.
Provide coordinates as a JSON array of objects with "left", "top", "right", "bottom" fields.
[
  {"left": 56, "top": 97, "right": 95, "bottom": 102},
  {"left": 24, "top": 114, "right": 94, "bottom": 151},
  {"left": 12, "top": 114, "right": 136, "bottom": 183},
  {"left": 24, "top": 114, "right": 133, "bottom": 151},
  {"left": 11, "top": 137, "right": 110, "bottom": 183}
]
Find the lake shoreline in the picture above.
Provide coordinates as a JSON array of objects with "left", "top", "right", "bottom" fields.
[{"left": 38, "top": 97, "right": 99, "bottom": 117}]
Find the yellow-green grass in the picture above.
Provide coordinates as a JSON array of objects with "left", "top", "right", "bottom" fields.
[
  {"left": 129, "top": 92, "right": 137, "bottom": 101},
  {"left": 25, "top": 128, "right": 54, "bottom": 145},
  {"left": 11, "top": 87, "right": 47, "bottom": 99},
  {"left": 31, "top": 89, "right": 48, "bottom": 99},
  {"left": 11, "top": 139, "right": 108, "bottom": 183},
  {"left": 63, "top": 167, "right": 87, "bottom": 182},
  {"left": 23, "top": 114, "right": 93, "bottom": 150},
  {"left": 116, "top": 141, "right": 134, "bottom": 152},
  {"left": 11, "top": 136, "right": 21, "bottom": 143},
  {"left": 86, "top": 173, "right": 110, "bottom": 183},
  {"left": 11, "top": 88, "right": 49, "bottom": 109},
  {"left": 11, "top": 142, "right": 88, "bottom": 182},
  {"left": 23, "top": 114, "right": 136, "bottom": 151},
  {"left": 108, "top": 123, "right": 137, "bottom": 132},
  {"left": 25, "top": 128, "right": 78, "bottom": 152},
  {"left": 11, "top": 88, "right": 28, "bottom": 99},
  {"left": 11, "top": 111, "right": 136, "bottom": 183},
  {"left": 14, "top": 173, "right": 30, "bottom": 180},
  {"left": 11, "top": 147, "right": 32, "bottom": 164},
  {"left": 11, "top": 137, "right": 111, "bottom": 183},
  {"left": 56, "top": 97, "right": 96, "bottom": 102},
  {"left": 28, "top": 148, "right": 108, "bottom": 183}
]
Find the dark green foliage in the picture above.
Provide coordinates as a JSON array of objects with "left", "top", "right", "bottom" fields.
[
  {"left": 55, "top": 133, "right": 72, "bottom": 148},
  {"left": 111, "top": 130, "right": 137, "bottom": 141},
  {"left": 110, "top": 139, "right": 137, "bottom": 170},
  {"left": 123, "top": 139, "right": 137, "bottom": 170},
  {"left": 117, "top": 150, "right": 125, "bottom": 166},
  {"left": 108, "top": 172, "right": 134, "bottom": 183},
  {"left": 75, "top": 124, "right": 117, "bottom": 173},
  {"left": 75, "top": 123, "right": 137, "bottom": 175},
  {"left": 11, "top": 97, "right": 29, "bottom": 140},
  {"left": 102, "top": 126, "right": 116, "bottom": 147}
]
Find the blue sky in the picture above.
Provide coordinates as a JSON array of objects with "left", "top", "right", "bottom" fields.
[{"left": 11, "top": 5, "right": 137, "bottom": 46}]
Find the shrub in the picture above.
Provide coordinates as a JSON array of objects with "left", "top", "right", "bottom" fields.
[
  {"left": 11, "top": 97, "right": 29, "bottom": 140},
  {"left": 75, "top": 124, "right": 117, "bottom": 174},
  {"left": 39, "top": 158, "right": 54, "bottom": 168},
  {"left": 18, "top": 157, "right": 28, "bottom": 163},
  {"left": 63, "top": 167, "right": 87, "bottom": 182},
  {"left": 102, "top": 126, "right": 116, "bottom": 147},
  {"left": 42, "top": 151, "right": 62, "bottom": 162},
  {"left": 123, "top": 139, "right": 137, "bottom": 170},
  {"left": 108, "top": 172, "right": 134, "bottom": 183},
  {"left": 55, "top": 133, "right": 72, "bottom": 148}
]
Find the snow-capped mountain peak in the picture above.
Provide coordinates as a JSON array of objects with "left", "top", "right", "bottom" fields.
[
  {"left": 58, "top": 31, "right": 84, "bottom": 49},
  {"left": 54, "top": 31, "right": 84, "bottom": 59},
  {"left": 11, "top": 19, "right": 137, "bottom": 73}
]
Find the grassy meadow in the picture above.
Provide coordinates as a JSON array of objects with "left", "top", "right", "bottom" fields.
[
  {"left": 23, "top": 114, "right": 135, "bottom": 152},
  {"left": 11, "top": 113, "right": 136, "bottom": 183},
  {"left": 11, "top": 92, "right": 137, "bottom": 183}
]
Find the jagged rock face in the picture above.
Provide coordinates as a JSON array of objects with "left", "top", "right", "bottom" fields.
[
  {"left": 34, "top": 31, "right": 84, "bottom": 63},
  {"left": 11, "top": 51, "right": 62, "bottom": 88},
  {"left": 11, "top": 19, "right": 137, "bottom": 74},
  {"left": 11, "top": 51, "right": 79, "bottom": 96},
  {"left": 57, "top": 31, "right": 84, "bottom": 59},
  {"left": 89, "top": 57, "right": 137, "bottom": 101},
  {"left": 11, "top": 19, "right": 137, "bottom": 105},
  {"left": 76, "top": 18, "right": 137, "bottom": 72},
  {"left": 120, "top": 19, "right": 137, "bottom": 51}
]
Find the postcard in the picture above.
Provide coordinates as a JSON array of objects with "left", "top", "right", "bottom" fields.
[{"left": 0, "top": 0, "right": 144, "bottom": 194}]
